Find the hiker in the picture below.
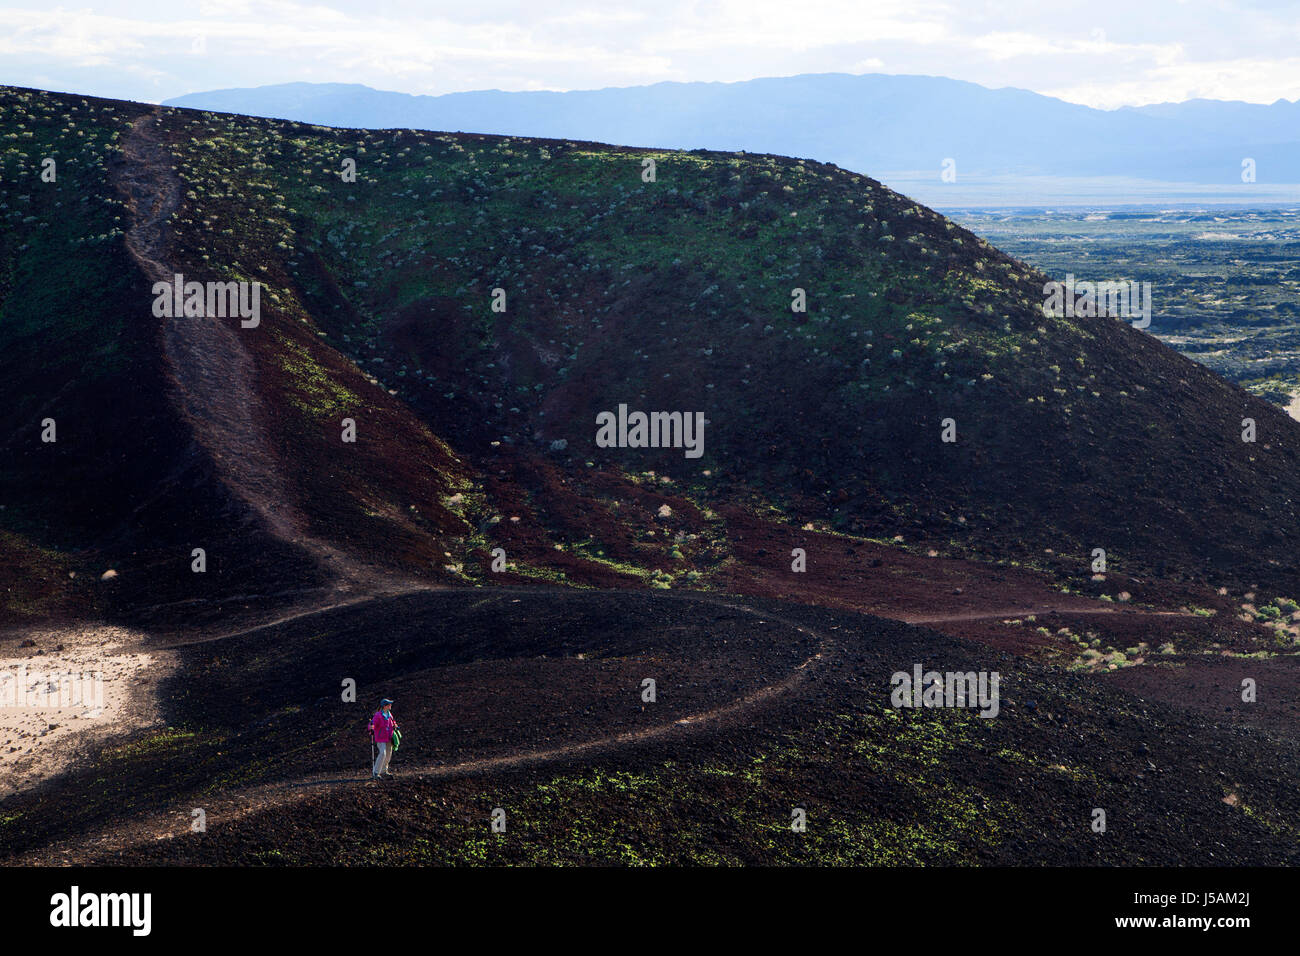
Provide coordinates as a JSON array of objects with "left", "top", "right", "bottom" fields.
[{"left": 369, "top": 698, "right": 400, "bottom": 779}]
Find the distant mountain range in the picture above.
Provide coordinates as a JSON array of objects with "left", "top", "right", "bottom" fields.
[{"left": 165, "top": 73, "right": 1300, "bottom": 207}]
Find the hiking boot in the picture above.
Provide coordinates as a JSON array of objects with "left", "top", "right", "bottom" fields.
[{"left": 383, "top": 770, "right": 394, "bottom": 778}]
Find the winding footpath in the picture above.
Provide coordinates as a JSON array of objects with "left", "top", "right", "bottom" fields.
[
  {"left": 115, "top": 109, "right": 412, "bottom": 599},
  {"left": 19, "top": 589, "right": 836, "bottom": 864}
]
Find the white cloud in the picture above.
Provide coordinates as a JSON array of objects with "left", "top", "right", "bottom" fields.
[
  {"left": 0, "top": 0, "right": 1295, "bottom": 107},
  {"left": 1046, "top": 55, "right": 1300, "bottom": 107}
]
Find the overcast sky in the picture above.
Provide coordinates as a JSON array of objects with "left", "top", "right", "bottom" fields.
[{"left": 2, "top": 0, "right": 1298, "bottom": 109}]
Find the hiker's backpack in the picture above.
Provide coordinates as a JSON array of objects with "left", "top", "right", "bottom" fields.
[{"left": 391, "top": 728, "right": 402, "bottom": 752}]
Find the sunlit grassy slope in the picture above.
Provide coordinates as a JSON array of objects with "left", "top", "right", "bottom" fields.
[{"left": 3, "top": 85, "right": 1300, "bottom": 626}]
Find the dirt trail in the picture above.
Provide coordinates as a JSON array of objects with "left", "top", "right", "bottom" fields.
[
  {"left": 16, "top": 578, "right": 1204, "bottom": 864},
  {"left": 12, "top": 573, "right": 1209, "bottom": 864},
  {"left": 114, "top": 109, "right": 406, "bottom": 598},
  {"left": 19, "top": 593, "right": 833, "bottom": 864},
  {"left": 900, "top": 606, "right": 1196, "bottom": 625}
]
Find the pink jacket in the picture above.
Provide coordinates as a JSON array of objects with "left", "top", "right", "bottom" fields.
[{"left": 370, "top": 710, "right": 397, "bottom": 743}]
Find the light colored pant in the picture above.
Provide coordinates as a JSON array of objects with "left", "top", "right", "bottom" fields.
[{"left": 373, "top": 741, "right": 392, "bottom": 776}]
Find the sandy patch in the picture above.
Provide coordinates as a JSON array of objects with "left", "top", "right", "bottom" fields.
[{"left": 0, "top": 625, "right": 173, "bottom": 800}]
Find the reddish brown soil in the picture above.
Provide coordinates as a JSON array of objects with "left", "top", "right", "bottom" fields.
[{"left": 1104, "top": 655, "right": 1300, "bottom": 740}]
